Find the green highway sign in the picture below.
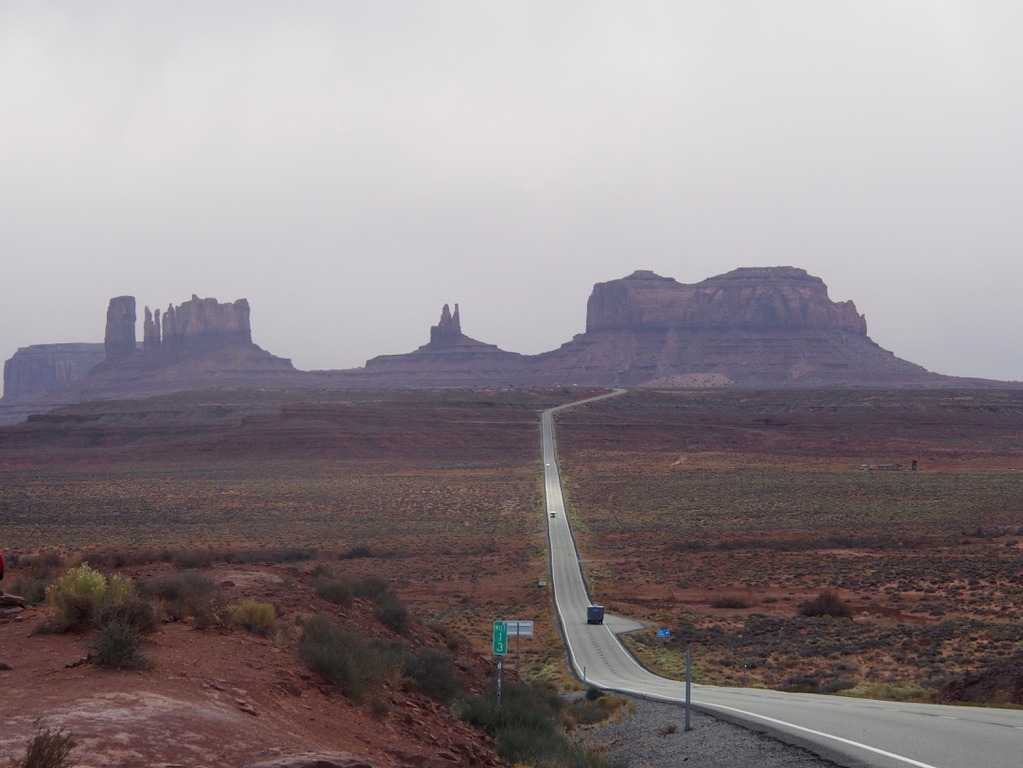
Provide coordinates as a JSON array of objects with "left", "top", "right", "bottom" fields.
[{"left": 493, "top": 620, "right": 508, "bottom": 655}]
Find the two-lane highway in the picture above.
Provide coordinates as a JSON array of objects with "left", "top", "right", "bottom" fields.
[{"left": 542, "top": 395, "right": 1023, "bottom": 768}]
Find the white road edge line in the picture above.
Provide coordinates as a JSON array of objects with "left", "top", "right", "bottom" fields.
[
  {"left": 542, "top": 392, "right": 942, "bottom": 768},
  {"left": 698, "top": 701, "right": 941, "bottom": 768}
]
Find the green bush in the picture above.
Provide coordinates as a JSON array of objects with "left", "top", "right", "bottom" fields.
[
  {"left": 143, "top": 570, "right": 215, "bottom": 602},
  {"left": 568, "top": 697, "right": 623, "bottom": 725},
  {"left": 402, "top": 649, "right": 461, "bottom": 703},
  {"left": 315, "top": 577, "right": 355, "bottom": 607},
  {"left": 353, "top": 575, "right": 390, "bottom": 599},
  {"left": 376, "top": 595, "right": 409, "bottom": 634},
  {"left": 458, "top": 682, "right": 614, "bottom": 768},
  {"left": 16, "top": 727, "right": 77, "bottom": 768},
  {"left": 189, "top": 594, "right": 231, "bottom": 631},
  {"left": 10, "top": 576, "right": 50, "bottom": 605},
  {"left": 231, "top": 599, "right": 278, "bottom": 636},
  {"left": 98, "top": 598, "right": 160, "bottom": 635},
  {"left": 297, "top": 614, "right": 387, "bottom": 703},
  {"left": 171, "top": 549, "right": 215, "bottom": 569},
  {"left": 799, "top": 590, "right": 853, "bottom": 618},
  {"left": 91, "top": 619, "right": 152, "bottom": 670},
  {"left": 44, "top": 564, "right": 136, "bottom": 632},
  {"left": 710, "top": 594, "right": 752, "bottom": 609}
]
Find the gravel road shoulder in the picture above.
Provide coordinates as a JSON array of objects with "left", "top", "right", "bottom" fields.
[{"left": 572, "top": 695, "right": 842, "bottom": 768}]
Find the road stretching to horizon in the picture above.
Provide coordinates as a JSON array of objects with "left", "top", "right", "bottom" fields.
[{"left": 542, "top": 393, "right": 1023, "bottom": 768}]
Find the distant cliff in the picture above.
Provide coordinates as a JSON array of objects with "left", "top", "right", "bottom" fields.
[
  {"left": 540, "top": 267, "right": 929, "bottom": 387},
  {"left": 2, "top": 343, "right": 105, "bottom": 402},
  {"left": 1, "top": 294, "right": 296, "bottom": 412},
  {"left": 1, "top": 268, "right": 1013, "bottom": 424},
  {"left": 586, "top": 268, "right": 867, "bottom": 334}
]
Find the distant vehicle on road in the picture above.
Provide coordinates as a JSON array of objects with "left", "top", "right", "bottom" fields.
[
  {"left": 550, "top": 511, "right": 556, "bottom": 518},
  {"left": 587, "top": 605, "right": 604, "bottom": 624}
]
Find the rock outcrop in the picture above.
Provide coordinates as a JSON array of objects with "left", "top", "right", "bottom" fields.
[
  {"left": 586, "top": 267, "right": 867, "bottom": 334},
  {"left": 534, "top": 267, "right": 935, "bottom": 387},
  {"left": 157, "top": 295, "right": 252, "bottom": 354},
  {"left": 937, "top": 657, "right": 1023, "bottom": 706},
  {"left": 2, "top": 343, "right": 105, "bottom": 402},
  {"left": 1, "top": 295, "right": 297, "bottom": 417},
  {"left": 1, "top": 268, "right": 1012, "bottom": 423},
  {"left": 363, "top": 304, "right": 526, "bottom": 385},
  {"left": 104, "top": 296, "right": 137, "bottom": 361},
  {"left": 429, "top": 303, "right": 462, "bottom": 346},
  {"left": 105, "top": 294, "right": 252, "bottom": 364}
]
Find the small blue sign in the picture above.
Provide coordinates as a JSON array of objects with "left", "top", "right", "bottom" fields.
[{"left": 656, "top": 628, "right": 671, "bottom": 637}]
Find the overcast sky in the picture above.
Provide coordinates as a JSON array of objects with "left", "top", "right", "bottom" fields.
[{"left": 2, "top": 2, "right": 1021, "bottom": 389}]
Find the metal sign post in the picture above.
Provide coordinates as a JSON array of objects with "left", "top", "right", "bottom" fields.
[
  {"left": 684, "top": 650, "right": 693, "bottom": 731},
  {"left": 493, "top": 621, "right": 508, "bottom": 706},
  {"left": 506, "top": 620, "right": 534, "bottom": 676}
]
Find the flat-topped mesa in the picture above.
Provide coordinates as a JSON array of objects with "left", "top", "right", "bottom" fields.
[
  {"left": 586, "top": 267, "right": 867, "bottom": 335},
  {"left": 428, "top": 303, "right": 463, "bottom": 347},
  {"left": 2, "top": 343, "right": 106, "bottom": 402}
]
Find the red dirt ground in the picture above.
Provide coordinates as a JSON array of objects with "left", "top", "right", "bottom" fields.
[{"left": 0, "top": 562, "right": 503, "bottom": 768}]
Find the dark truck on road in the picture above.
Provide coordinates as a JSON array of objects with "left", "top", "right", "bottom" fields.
[{"left": 587, "top": 605, "right": 604, "bottom": 624}]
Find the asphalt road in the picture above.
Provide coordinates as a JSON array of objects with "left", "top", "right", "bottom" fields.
[{"left": 542, "top": 396, "right": 1023, "bottom": 768}]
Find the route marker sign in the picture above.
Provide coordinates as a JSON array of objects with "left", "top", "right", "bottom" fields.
[
  {"left": 506, "top": 620, "right": 534, "bottom": 637},
  {"left": 492, "top": 620, "right": 508, "bottom": 655}
]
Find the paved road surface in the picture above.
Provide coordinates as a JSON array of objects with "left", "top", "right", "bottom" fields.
[{"left": 542, "top": 396, "right": 1023, "bottom": 768}]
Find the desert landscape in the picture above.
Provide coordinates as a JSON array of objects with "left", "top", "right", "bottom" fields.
[{"left": 2, "top": 386, "right": 1022, "bottom": 766}]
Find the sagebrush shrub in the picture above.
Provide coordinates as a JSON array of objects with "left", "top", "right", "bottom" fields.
[
  {"left": 377, "top": 595, "right": 409, "bottom": 634},
  {"left": 18, "top": 727, "right": 77, "bottom": 768},
  {"left": 297, "top": 615, "right": 386, "bottom": 703},
  {"left": 143, "top": 570, "right": 215, "bottom": 602},
  {"left": 315, "top": 577, "right": 355, "bottom": 607},
  {"left": 401, "top": 649, "right": 461, "bottom": 703},
  {"left": 44, "top": 564, "right": 136, "bottom": 632},
  {"left": 799, "top": 590, "right": 853, "bottom": 618},
  {"left": 91, "top": 620, "right": 152, "bottom": 670},
  {"left": 231, "top": 599, "right": 278, "bottom": 636},
  {"left": 98, "top": 598, "right": 159, "bottom": 635}
]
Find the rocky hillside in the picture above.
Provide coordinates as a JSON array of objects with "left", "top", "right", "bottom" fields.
[{"left": 0, "top": 559, "right": 503, "bottom": 768}]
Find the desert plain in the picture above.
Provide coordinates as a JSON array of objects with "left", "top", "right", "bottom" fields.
[{"left": 1, "top": 386, "right": 1022, "bottom": 765}]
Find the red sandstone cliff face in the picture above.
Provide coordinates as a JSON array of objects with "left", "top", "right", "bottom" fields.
[{"left": 586, "top": 268, "right": 867, "bottom": 334}]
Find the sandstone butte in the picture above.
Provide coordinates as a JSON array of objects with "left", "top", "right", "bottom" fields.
[{"left": 1, "top": 267, "right": 1015, "bottom": 423}]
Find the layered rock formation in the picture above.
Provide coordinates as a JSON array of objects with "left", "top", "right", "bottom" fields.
[
  {"left": 104, "top": 296, "right": 137, "bottom": 360},
  {"left": 157, "top": 295, "right": 253, "bottom": 353},
  {"left": 1, "top": 294, "right": 297, "bottom": 417},
  {"left": 430, "top": 304, "right": 461, "bottom": 346},
  {"left": 586, "top": 268, "right": 867, "bottom": 334},
  {"left": 363, "top": 304, "right": 526, "bottom": 385},
  {"left": 124, "top": 295, "right": 252, "bottom": 361},
  {"left": 2, "top": 343, "right": 105, "bottom": 402},
  {"left": 533, "top": 267, "right": 935, "bottom": 387},
  {"left": 1, "top": 268, "right": 1010, "bottom": 424}
]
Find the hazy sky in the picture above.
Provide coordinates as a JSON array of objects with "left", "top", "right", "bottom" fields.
[{"left": 3, "top": 2, "right": 1022, "bottom": 389}]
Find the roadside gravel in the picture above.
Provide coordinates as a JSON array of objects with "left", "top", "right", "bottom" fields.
[{"left": 572, "top": 695, "right": 841, "bottom": 767}]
